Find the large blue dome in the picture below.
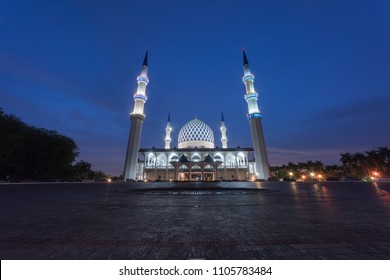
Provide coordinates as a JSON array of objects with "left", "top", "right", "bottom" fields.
[{"left": 178, "top": 119, "right": 214, "bottom": 149}]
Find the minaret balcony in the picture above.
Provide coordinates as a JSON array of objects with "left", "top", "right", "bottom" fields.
[
  {"left": 137, "top": 76, "right": 149, "bottom": 84},
  {"left": 242, "top": 73, "right": 254, "bottom": 82},
  {"left": 133, "top": 94, "right": 147, "bottom": 102},
  {"left": 244, "top": 92, "right": 258, "bottom": 101},
  {"left": 246, "top": 112, "right": 263, "bottom": 120}
]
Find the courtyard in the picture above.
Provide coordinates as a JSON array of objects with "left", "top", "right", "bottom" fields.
[{"left": 1, "top": 181, "right": 390, "bottom": 259}]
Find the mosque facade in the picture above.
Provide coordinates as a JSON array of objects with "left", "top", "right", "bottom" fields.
[{"left": 123, "top": 51, "right": 270, "bottom": 181}]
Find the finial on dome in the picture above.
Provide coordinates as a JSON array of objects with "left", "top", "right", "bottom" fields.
[
  {"left": 221, "top": 112, "right": 225, "bottom": 122},
  {"left": 167, "top": 112, "right": 171, "bottom": 122}
]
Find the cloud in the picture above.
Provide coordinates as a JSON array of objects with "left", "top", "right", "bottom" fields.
[
  {"left": 274, "top": 96, "right": 390, "bottom": 150},
  {"left": 310, "top": 96, "right": 390, "bottom": 125},
  {"left": 268, "top": 147, "right": 344, "bottom": 165}
]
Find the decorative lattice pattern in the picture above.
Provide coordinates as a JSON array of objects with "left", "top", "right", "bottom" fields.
[{"left": 178, "top": 119, "right": 214, "bottom": 144}]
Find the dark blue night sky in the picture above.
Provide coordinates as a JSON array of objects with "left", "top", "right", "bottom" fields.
[{"left": 1, "top": 0, "right": 390, "bottom": 175}]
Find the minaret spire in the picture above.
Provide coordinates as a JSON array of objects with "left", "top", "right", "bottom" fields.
[
  {"left": 242, "top": 49, "right": 270, "bottom": 180},
  {"left": 243, "top": 49, "right": 249, "bottom": 66},
  {"left": 165, "top": 112, "right": 172, "bottom": 149},
  {"left": 123, "top": 51, "right": 150, "bottom": 181},
  {"left": 142, "top": 51, "right": 148, "bottom": 67},
  {"left": 220, "top": 112, "right": 228, "bottom": 149}
]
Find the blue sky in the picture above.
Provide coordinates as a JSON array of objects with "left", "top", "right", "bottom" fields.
[{"left": 1, "top": 0, "right": 390, "bottom": 175}]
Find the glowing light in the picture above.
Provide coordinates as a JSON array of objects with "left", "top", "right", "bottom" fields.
[
  {"left": 301, "top": 175, "right": 306, "bottom": 180},
  {"left": 310, "top": 172, "right": 315, "bottom": 177},
  {"left": 243, "top": 74, "right": 255, "bottom": 82},
  {"left": 289, "top": 172, "right": 293, "bottom": 176},
  {"left": 244, "top": 93, "right": 258, "bottom": 101},
  {"left": 133, "top": 94, "right": 147, "bottom": 102},
  {"left": 107, "top": 178, "right": 112, "bottom": 183},
  {"left": 246, "top": 113, "right": 263, "bottom": 120},
  {"left": 144, "top": 179, "right": 148, "bottom": 182},
  {"left": 137, "top": 76, "right": 149, "bottom": 84}
]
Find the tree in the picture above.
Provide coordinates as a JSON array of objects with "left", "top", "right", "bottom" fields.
[
  {"left": 377, "top": 147, "right": 390, "bottom": 177},
  {"left": 70, "top": 161, "right": 93, "bottom": 181},
  {"left": 0, "top": 109, "right": 79, "bottom": 181},
  {"left": 339, "top": 147, "right": 390, "bottom": 179}
]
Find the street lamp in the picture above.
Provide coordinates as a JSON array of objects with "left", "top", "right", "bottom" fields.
[
  {"left": 289, "top": 172, "right": 293, "bottom": 180},
  {"left": 310, "top": 172, "right": 315, "bottom": 181},
  {"left": 372, "top": 171, "right": 380, "bottom": 181}
]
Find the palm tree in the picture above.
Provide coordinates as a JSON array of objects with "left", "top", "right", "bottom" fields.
[
  {"left": 377, "top": 147, "right": 390, "bottom": 176},
  {"left": 340, "top": 152, "right": 353, "bottom": 176},
  {"left": 365, "top": 150, "right": 380, "bottom": 174},
  {"left": 353, "top": 152, "right": 369, "bottom": 178}
]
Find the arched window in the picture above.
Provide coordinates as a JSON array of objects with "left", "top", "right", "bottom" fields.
[
  {"left": 191, "top": 153, "right": 201, "bottom": 162},
  {"left": 225, "top": 153, "right": 236, "bottom": 168},
  {"left": 192, "top": 164, "right": 201, "bottom": 170},
  {"left": 179, "top": 164, "right": 188, "bottom": 170},
  {"left": 237, "top": 152, "right": 247, "bottom": 167},
  {"left": 169, "top": 153, "right": 179, "bottom": 161},
  {"left": 214, "top": 153, "right": 224, "bottom": 168},
  {"left": 156, "top": 153, "right": 168, "bottom": 168},
  {"left": 146, "top": 153, "right": 156, "bottom": 168}
]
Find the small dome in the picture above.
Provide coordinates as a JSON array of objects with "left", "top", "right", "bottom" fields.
[{"left": 178, "top": 119, "right": 214, "bottom": 149}]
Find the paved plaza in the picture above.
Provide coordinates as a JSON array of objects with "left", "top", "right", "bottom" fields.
[{"left": 1, "top": 181, "right": 390, "bottom": 259}]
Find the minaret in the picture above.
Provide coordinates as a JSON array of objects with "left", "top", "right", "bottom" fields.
[
  {"left": 123, "top": 51, "right": 149, "bottom": 181},
  {"left": 165, "top": 112, "right": 172, "bottom": 149},
  {"left": 220, "top": 112, "right": 228, "bottom": 149},
  {"left": 242, "top": 50, "right": 270, "bottom": 179}
]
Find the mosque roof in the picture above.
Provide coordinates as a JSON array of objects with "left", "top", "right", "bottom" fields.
[{"left": 178, "top": 118, "right": 214, "bottom": 148}]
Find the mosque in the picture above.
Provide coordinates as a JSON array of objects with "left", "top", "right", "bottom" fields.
[{"left": 123, "top": 51, "right": 270, "bottom": 181}]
